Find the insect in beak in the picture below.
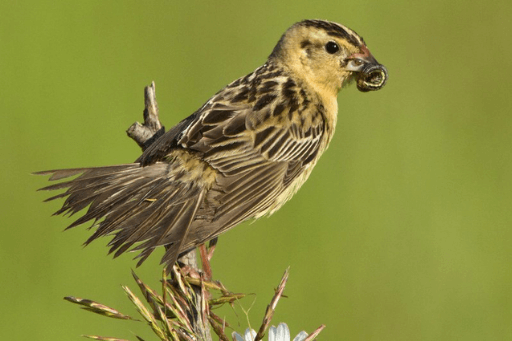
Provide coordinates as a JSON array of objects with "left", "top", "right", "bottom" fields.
[{"left": 346, "top": 45, "right": 388, "bottom": 92}]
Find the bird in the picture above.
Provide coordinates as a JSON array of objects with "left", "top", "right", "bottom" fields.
[{"left": 36, "top": 19, "right": 388, "bottom": 268}]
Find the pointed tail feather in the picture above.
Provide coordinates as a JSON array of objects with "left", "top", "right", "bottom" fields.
[{"left": 36, "top": 162, "right": 207, "bottom": 267}]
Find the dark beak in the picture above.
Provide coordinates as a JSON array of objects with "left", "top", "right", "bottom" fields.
[{"left": 347, "top": 45, "right": 388, "bottom": 92}]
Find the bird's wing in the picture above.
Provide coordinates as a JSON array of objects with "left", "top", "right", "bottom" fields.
[
  {"left": 177, "top": 85, "right": 326, "bottom": 171},
  {"left": 165, "top": 89, "right": 326, "bottom": 245}
]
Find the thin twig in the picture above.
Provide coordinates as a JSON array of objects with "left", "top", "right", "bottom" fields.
[
  {"left": 254, "top": 268, "right": 290, "bottom": 341},
  {"left": 126, "top": 81, "right": 164, "bottom": 149}
]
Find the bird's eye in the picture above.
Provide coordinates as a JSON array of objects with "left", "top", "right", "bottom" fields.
[{"left": 325, "top": 41, "right": 339, "bottom": 54}]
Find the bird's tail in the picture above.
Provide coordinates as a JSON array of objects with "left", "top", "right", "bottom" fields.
[{"left": 35, "top": 162, "right": 206, "bottom": 267}]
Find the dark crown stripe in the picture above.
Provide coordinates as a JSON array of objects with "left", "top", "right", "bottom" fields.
[{"left": 300, "top": 20, "right": 361, "bottom": 46}]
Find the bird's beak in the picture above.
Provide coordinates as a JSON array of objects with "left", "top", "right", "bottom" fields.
[{"left": 346, "top": 45, "right": 388, "bottom": 92}]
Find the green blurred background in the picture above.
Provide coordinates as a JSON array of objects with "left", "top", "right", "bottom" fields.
[{"left": 2, "top": 0, "right": 511, "bottom": 340}]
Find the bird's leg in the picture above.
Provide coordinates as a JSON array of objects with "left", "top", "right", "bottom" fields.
[
  {"left": 199, "top": 244, "right": 213, "bottom": 280},
  {"left": 198, "top": 237, "right": 218, "bottom": 280}
]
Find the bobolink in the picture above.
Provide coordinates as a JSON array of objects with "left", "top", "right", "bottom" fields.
[{"left": 37, "top": 19, "right": 387, "bottom": 267}]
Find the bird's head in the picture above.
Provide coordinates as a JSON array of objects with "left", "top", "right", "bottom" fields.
[{"left": 269, "top": 19, "right": 388, "bottom": 96}]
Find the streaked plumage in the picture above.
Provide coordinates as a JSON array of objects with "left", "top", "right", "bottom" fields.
[{"left": 36, "top": 20, "right": 387, "bottom": 267}]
